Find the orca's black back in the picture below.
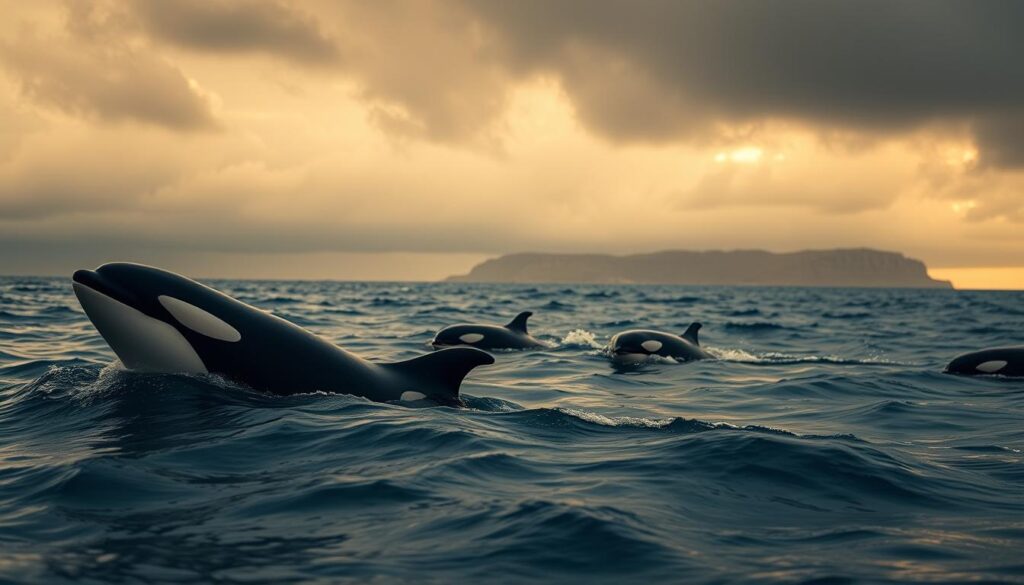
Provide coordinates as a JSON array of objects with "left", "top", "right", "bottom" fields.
[{"left": 92, "top": 263, "right": 381, "bottom": 395}]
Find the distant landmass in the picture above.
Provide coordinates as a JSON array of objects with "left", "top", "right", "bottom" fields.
[{"left": 446, "top": 249, "right": 953, "bottom": 288}]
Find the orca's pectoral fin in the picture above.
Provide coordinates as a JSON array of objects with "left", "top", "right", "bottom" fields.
[
  {"left": 682, "top": 322, "right": 702, "bottom": 345},
  {"left": 506, "top": 311, "right": 533, "bottom": 334},
  {"left": 384, "top": 347, "right": 495, "bottom": 400}
]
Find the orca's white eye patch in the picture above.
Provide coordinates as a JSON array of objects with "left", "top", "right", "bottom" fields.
[
  {"left": 158, "top": 295, "right": 241, "bottom": 342},
  {"left": 400, "top": 391, "right": 426, "bottom": 401},
  {"left": 459, "top": 333, "right": 484, "bottom": 344},
  {"left": 641, "top": 340, "right": 663, "bottom": 352},
  {"left": 976, "top": 360, "right": 1007, "bottom": 374}
]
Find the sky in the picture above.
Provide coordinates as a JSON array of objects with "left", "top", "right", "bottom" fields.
[{"left": 1, "top": 1, "right": 1022, "bottom": 288}]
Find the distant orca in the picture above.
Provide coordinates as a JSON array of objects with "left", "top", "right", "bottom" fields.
[
  {"left": 432, "top": 311, "right": 545, "bottom": 350},
  {"left": 945, "top": 347, "right": 1024, "bottom": 377},
  {"left": 72, "top": 263, "right": 493, "bottom": 405},
  {"left": 608, "top": 323, "right": 712, "bottom": 363}
]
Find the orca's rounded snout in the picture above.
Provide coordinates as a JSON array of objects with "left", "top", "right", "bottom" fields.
[
  {"left": 429, "top": 332, "right": 462, "bottom": 349},
  {"left": 72, "top": 269, "right": 112, "bottom": 298},
  {"left": 609, "top": 338, "right": 639, "bottom": 355},
  {"left": 72, "top": 269, "right": 96, "bottom": 286},
  {"left": 71, "top": 267, "right": 138, "bottom": 308},
  {"left": 612, "top": 346, "right": 645, "bottom": 357},
  {"left": 943, "top": 358, "right": 966, "bottom": 374},
  {"left": 609, "top": 345, "right": 645, "bottom": 362}
]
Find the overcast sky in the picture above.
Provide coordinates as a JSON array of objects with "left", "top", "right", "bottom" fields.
[{"left": 1, "top": 1, "right": 1023, "bottom": 285}]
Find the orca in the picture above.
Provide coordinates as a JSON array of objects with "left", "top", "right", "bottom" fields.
[
  {"left": 608, "top": 323, "right": 712, "bottom": 364},
  {"left": 945, "top": 347, "right": 1024, "bottom": 377},
  {"left": 72, "top": 263, "right": 493, "bottom": 405},
  {"left": 431, "top": 311, "right": 545, "bottom": 350}
]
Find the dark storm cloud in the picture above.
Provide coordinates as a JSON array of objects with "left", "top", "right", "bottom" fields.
[
  {"left": 129, "top": 0, "right": 341, "bottom": 65},
  {"left": 972, "top": 114, "right": 1024, "bottom": 169},
  {"left": 464, "top": 0, "right": 1024, "bottom": 164},
  {"left": 36, "top": 0, "right": 1024, "bottom": 160}
]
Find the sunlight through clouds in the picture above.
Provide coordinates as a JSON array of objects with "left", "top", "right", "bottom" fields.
[{"left": 0, "top": 0, "right": 1022, "bottom": 285}]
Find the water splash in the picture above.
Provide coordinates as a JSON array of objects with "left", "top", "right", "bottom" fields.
[{"left": 559, "top": 328, "right": 604, "bottom": 349}]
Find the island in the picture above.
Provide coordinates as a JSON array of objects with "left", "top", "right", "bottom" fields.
[{"left": 446, "top": 249, "right": 953, "bottom": 288}]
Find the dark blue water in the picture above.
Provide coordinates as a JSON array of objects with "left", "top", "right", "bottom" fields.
[{"left": 1, "top": 277, "right": 1022, "bottom": 584}]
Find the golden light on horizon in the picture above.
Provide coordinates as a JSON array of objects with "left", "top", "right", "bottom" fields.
[{"left": 930, "top": 268, "right": 1024, "bottom": 291}]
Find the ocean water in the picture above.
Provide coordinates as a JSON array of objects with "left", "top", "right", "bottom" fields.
[{"left": 1, "top": 276, "right": 1022, "bottom": 584}]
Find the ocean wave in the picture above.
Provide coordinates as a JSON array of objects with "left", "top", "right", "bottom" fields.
[
  {"left": 723, "top": 308, "right": 764, "bottom": 317},
  {"left": 256, "top": 295, "right": 305, "bottom": 304},
  {"left": 544, "top": 407, "right": 853, "bottom": 441},
  {"left": 233, "top": 479, "right": 439, "bottom": 517},
  {"left": 0, "top": 358, "right": 98, "bottom": 380},
  {"left": 464, "top": 499, "right": 675, "bottom": 576},
  {"left": 323, "top": 307, "right": 367, "bottom": 316},
  {"left": 822, "top": 310, "right": 872, "bottom": 319},
  {"left": 723, "top": 321, "right": 802, "bottom": 332},
  {"left": 369, "top": 297, "right": 414, "bottom": 307},
  {"left": 414, "top": 306, "right": 470, "bottom": 315},
  {"left": 542, "top": 300, "right": 575, "bottom": 311},
  {"left": 707, "top": 347, "right": 911, "bottom": 366},
  {"left": 583, "top": 290, "right": 620, "bottom": 299},
  {"left": 641, "top": 295, "right": 702, "bottom": 304},
  {"left": 597, "top": 319, "right": 636, "bottom": 327}
]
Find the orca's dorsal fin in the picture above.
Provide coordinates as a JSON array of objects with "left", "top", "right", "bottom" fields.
[
  {"left": 383, "top": 347, "right": 494, "bottom": 400},
  {"left": 682, "top": 322, "right": 702, "bottom": 345},
  {"left": 505, "top": 311, "right": 533, "bottom": 334}
]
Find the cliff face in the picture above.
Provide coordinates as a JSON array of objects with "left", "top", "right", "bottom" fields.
[{"left": 446, "top": 249, "right": 953, "bottom": 288}]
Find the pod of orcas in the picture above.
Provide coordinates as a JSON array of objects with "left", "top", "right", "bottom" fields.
[{"left": 71, "top": 263, "right": 1022, "bottom": 407}]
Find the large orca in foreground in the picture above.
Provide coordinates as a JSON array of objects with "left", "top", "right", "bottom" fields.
[
  {"left": 432, "top": 311, "right": 545, "bottom": 350},
  {"left": 945, "top": 347, "right": 1024, "bottom": 377},
  {"left": 72, "top": 263, "right": 493, "bottom": 405},
  {"left": 608, "top": 323, "right": 713, "bottom": 364}
]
